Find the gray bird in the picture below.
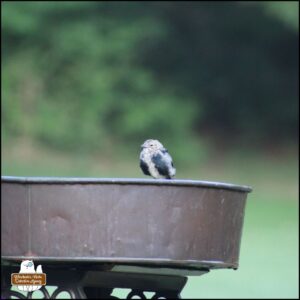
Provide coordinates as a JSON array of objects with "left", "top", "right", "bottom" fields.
[{"left": 140, "top": 139, "right": 176, "bottom": 179}]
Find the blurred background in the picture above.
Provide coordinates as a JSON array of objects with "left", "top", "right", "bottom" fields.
[{"left": 2, "top": 1, "right": 299, "bottom": 298}]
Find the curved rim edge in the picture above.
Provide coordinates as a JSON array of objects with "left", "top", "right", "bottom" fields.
[
  {"left": 1, "top": 176, "right": 252, "bottom": 193},
  {"left": 1, "top": 255, "right": 238, "bottom": 270}
]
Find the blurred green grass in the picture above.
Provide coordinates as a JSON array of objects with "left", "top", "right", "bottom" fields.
[
  {"left": 182, "top": 198, "right": 298, "bottom": 298},
  {"left": 2, "top": 142, "right": 298, "bottom": 298}
]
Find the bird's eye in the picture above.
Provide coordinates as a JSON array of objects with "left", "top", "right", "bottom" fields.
[{"left": 150, "top": 144, "right": 153, "bottom": 146}]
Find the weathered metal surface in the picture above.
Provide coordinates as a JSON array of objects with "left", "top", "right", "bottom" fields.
[{"left": 1, "top": 176, "right": 251, "bottom": 276}]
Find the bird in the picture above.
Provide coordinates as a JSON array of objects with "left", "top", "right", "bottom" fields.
[{"left": 139, "top": 139, "right": 176, "bottom": 179}]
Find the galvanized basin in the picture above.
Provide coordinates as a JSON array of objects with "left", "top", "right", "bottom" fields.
[{"left": 1, "top": 176, "right": 251, "bottom": 276}]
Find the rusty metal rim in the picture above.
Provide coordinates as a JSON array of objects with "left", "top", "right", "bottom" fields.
[
  {"left": 1, "top": 256, "right": 238, "bottom": 269},
  {"left": 1, "top": 176, "right": 252, "bottom": 193}
]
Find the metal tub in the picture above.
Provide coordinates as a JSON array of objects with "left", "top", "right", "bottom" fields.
[{"left": 1, "top": 176, "right": 252, "bottom": 276}]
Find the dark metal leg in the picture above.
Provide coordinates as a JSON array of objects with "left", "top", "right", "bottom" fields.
[
  {"left": 84, "top": 287, "right": 118, "bottom": 299},
  {"left": 151, "top": 290, "right": 182, "bottom": 299}
]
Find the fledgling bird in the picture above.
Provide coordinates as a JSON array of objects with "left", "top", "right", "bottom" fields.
[{"left": 140, "top": 139, "right": 176, "bottom": 179}]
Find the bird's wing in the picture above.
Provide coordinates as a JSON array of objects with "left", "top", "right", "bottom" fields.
[
  {"left": 161, "top": 150, "right": 175, "bottom": 167},
  {"left": 151, "top": 153, "right": 170, "bottom": 177},
  {"left": 161, "top": 149, "right": 176, "bottom": 177}
]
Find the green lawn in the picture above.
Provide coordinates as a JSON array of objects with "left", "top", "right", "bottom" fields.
[
  {"left": 2, "top": 142, "right": 298, "bottom": 298},
  {"left": 182, "top": 198, "right": 298, "bottom": 298}
]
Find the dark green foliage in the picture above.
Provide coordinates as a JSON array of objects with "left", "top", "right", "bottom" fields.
[{"left": 2, "top": 2, "right": 298, "bottom": 160}]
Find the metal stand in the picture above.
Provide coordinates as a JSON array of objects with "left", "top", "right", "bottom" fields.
[{"left": 1, "top": 264, "right": 191, "bottom": 299}]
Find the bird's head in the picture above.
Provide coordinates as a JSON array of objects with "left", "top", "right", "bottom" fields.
[{"left": 141, "top": 139, "right": 164, "bottom": 151}]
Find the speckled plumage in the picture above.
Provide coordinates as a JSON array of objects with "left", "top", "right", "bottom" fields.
[{"left": 139, "top": 139, "right": 176, "bottom": 179}]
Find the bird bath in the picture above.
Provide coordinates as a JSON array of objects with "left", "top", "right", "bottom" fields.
[{"left": 1, "top": 176, "right": 252, "bottom": 299}]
